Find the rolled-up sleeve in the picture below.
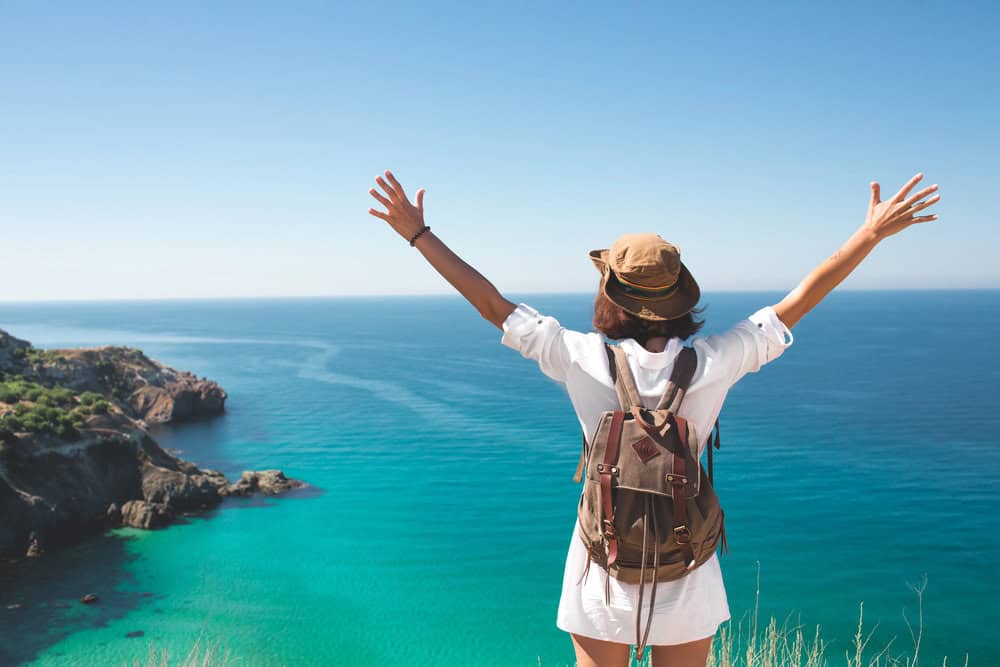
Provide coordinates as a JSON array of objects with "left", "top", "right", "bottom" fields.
[
  {"left": 694, "top": 306, "right": 794, "bottom": 388},
  {"left": 501, "top": 303, "right": 588, "bottom": 384}
]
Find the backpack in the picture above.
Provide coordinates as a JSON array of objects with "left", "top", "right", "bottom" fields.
[{"left": 573, "top": 343, "right": 726, "bottom": 657}]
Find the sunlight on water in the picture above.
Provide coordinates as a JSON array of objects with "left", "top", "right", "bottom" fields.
[{"left": 1, "top": 292, "right": 997, "bottom": 665}]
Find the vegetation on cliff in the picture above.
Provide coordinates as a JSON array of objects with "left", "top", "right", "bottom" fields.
[
  {"left": 0, "top": 373, "right": 110, "bottom": 441},
  {"left": 0, "top": 328, "right": 303, "bottom": 559}
]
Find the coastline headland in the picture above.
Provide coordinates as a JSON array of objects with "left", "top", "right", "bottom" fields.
[{"left": 0, "top": 328, "right": 304, "bottom": 559}]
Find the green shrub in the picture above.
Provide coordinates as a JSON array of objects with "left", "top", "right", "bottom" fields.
[
  {"left": 23, "top": 348, "right": 62, "bottom": 364},
  {"left": 21, "top": 412, "right": 49, "bottom": 432},
  {"left": 1, "top": 403, "right": 78, "bottom": 440},
  {"left": 0, "top": 376, "right": 82, "bottom": 441},
  {"left": 49, "top": 387, "right": 75, "bottom": 404},
  {"left": 53, "top": 421, "right": 79, "bottom": 440},
  {"left": 79, "top": 391, "right": 103, "bottom": 406},
  {"left": 0, "top": 414, "right": 24, "bottom": 432},
  {"left": 92, "top": 400, "right": 111, "bottom": 415}
]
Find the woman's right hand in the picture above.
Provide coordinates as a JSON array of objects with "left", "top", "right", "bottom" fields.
[
  {"left": 773, "top": 172, "right": 942, "bottom": 330},
  {"left": 368, "top": 169, "right": 428, "bottom": 243},
  {"left": 862, "top": 173, "right": 940, "bottom": 241}
]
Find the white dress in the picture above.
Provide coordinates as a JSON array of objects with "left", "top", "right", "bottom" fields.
[{"left": 500, "top": 303, "right": 794, "bottom": 646}]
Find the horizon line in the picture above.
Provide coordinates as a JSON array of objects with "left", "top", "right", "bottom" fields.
[{"left": 1, "top": 286, "right": 998, "bottom": 306}]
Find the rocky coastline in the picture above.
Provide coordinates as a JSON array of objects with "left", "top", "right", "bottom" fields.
[{"left": 0, "top": 328, "right": 305, "bottom": 559}]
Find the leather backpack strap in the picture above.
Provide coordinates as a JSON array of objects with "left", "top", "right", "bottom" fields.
[
  {"left": 573, "top": 343, "right": 626, "bottom": 483},
  {"left": 598, "top": 408, "right": 625, "bottom": 568},
  {"left": 609, "top": 344, "right": 642, "bottom": 409},
  {"left": 654, "top": 346, "right": 698, "bottom": 412},
  {"left": 667, "top": 414, "right": 697, "bottom": 569},
  {"left": 604, "top": 343, "right": 634, "bottom": 410},
  {"left": 572, "top": 432, "right": 587, "bottom": 484},
  {"left": 707, "top": 418, "right": 721, "bottom": 486}
]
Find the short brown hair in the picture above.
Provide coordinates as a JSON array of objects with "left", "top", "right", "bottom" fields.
[{"left": 592, "top": 291, "right": 704, "bottom": 344}]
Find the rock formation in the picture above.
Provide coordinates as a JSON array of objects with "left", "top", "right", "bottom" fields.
[
  {"left": 0, "top": 329, "right": 227, "bottom": 424},
  {"left": 221, "top": 470, "right": 306, "bottom": 497},
  {"left": 0, "top": 328, "right": 306, "bottom": 559}
]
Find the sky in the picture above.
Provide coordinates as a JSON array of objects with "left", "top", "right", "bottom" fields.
[{"left": 1, "top": 1, "right": 997, "bottom": 301}]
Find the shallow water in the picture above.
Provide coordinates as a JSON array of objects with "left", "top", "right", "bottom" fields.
[{"left": 1, "top": 291, "right": 997, "bottom": 665}]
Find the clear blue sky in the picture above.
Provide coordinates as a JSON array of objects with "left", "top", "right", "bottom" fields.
[{"left": 1, "top": 1, "right": 996, "bottom": 301}]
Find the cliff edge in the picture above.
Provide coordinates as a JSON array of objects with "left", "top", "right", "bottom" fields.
[{"left": 0, "top": 329, "right": 303, "bottom": 559}]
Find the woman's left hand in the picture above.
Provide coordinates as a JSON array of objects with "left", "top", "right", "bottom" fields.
[{"left": 368, "top": 169, "right": 427, "bottom": 243}]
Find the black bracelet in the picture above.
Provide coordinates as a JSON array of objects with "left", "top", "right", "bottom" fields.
[{"left": 408, "top": 225, "right": 431, "bottom": 246}]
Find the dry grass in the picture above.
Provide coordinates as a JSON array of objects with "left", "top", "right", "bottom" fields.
[
  {"left": 126, "top": 569, "right": 971, "bottom": 667},
  {"left": 626, "top": 567, "right": 969, "bottom": 667},
  {"left": 127, "top": 635, "right": 230, "bottom": 667}
]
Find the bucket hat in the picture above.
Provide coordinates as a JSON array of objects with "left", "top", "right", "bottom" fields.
[{"left": 589, "top": 233, "right": 700, "bottom": 321}]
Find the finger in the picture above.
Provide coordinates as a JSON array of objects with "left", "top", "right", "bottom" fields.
[
  {"left": 903, "top": 184, "right": 938, "bottom": 209},
  {"left": 368, "top": 208, "right": 390, "bottom": 221},
  {"left": 375, "top": 175, "right": 399, "bottom": 202},
  {"left": 892, "top": 172, "right": 923, "bottom": 202},
  {"left": 385, "top": 170, "right": 408, "bottom": 201},
  {"left": 870, "top": 181, "right": 881, "bottom": 209},
  {"left": 415, "top": 188, "right": 425, "bottom": 211},
  {"left": 369, "top": 187, "right": 392, "bottom": 209},
  {"left": 911, "top": 214, "right": 938, "bottom": 224},
  {"left": 908, "top": 194, "right": 941, "bottom": 215}
]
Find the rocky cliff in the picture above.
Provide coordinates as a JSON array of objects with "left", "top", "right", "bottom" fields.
[
  {"left": 0, "top": 329, "right": 304, "bottom": 559},
  {"left": 0, "top": 329, "right": 226, "bottom": 424}
]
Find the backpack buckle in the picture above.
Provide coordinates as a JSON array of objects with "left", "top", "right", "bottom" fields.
[
  {"left": 602, "top": 519, "right": 617, "bottom": 538},
  {"left": 673, "top": 525, "right": 691, "bottom": 543},
  {"left": 596, "top": 464, "right": 619, "bottom": 475},
  {"left": 666, "top": 473, "right": 687, "bottom": 484}
]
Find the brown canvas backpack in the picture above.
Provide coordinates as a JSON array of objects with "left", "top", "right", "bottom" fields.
[{"left": 573, "top": 343, "right": 726, "bottom": 657}]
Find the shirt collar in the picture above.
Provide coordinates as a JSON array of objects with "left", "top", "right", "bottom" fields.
[{"left": 617, "top": 336, "right": 685, "bottom": 369}]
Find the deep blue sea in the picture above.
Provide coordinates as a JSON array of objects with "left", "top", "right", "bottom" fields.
[{"left": 0, "top": 291, "right": 997, "bottom": 666}]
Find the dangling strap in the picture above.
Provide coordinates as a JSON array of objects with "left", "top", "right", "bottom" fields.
[
  {"left": 634, "top": 496, "right": 650, "bottom": 658},
  {"left": 707, "top": 418, "right": 721, "bottom": 486},
  {"left": 577, "top": 546, "right": 593, "bottom": 585},
  {"left": 707, "top": 417, "right": 728, "bottom": 556},
  {"left": 635, "top": 497, "right": 661, "bottom": 661},
  {"left": 572, "top": 433, "right": 587, "bottom": 483},
  {"left": 719, "top": 508, "right": 729, "bottom": 556}
]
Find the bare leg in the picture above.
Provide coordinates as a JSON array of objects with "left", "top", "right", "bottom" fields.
[
  {"left": 650, "top": 636, "right": 713, "bottom": 667},
  {"left": 571, "top": 633, "right": 631, "bottom": 667}
]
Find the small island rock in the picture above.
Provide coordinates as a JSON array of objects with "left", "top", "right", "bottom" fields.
[
  {"left": 120, "top": 500, "right": 174, "bottom": 530},
  {"left": 221, "top": 470, "right": 305, "bottom": 497}
]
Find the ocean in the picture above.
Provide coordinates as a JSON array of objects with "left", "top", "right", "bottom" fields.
[{"left": 0, "top": 291, "right": 997, "bottom": 666}]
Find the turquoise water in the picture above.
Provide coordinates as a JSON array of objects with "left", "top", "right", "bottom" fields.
[{"left": 0, "top": 291, "right": 997, "bottom": 666}]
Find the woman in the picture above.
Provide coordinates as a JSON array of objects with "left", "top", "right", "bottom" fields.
[{"left": 367, "top": 170, "right": 940, "bottom": 667}]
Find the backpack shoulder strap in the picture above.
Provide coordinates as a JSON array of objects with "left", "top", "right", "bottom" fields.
[
  {"left": 654, "top": 346, "right": 698, "bottom": 412},
  {"left": 608, "top": 343, "right": 641, "bottom": 409},
  {"left": 573, "top": 343, "right": 632, "bottom": 483}
]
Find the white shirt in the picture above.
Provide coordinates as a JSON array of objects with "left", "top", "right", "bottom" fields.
[{"left": 500, "top": 302, "right": 794, "bottom": 645}]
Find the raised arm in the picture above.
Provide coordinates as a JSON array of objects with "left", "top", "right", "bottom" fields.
[
  {"left": 773, "top": 173, "right": 940, "bottom": 329},
  {"left": 367, "top": 169, "right": 516, "bottom": 329}
]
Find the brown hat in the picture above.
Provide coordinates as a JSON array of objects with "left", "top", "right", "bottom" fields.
[{"left": 589, "top": 233, "right": 700, "bottom": 321}]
